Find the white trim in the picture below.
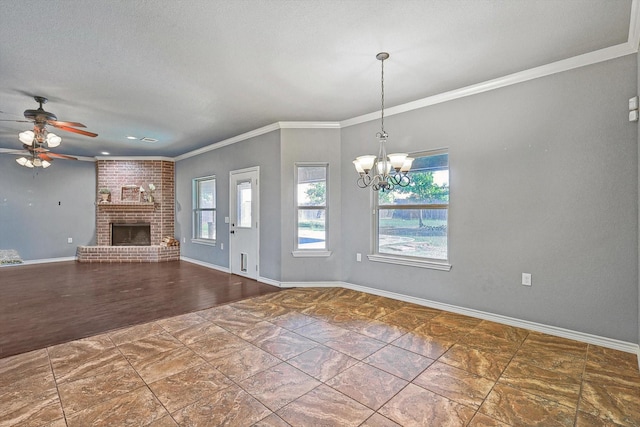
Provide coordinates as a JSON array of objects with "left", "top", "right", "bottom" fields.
[
  {"left": 629, "top": 0, "right": 640, "bottom": 50},
  {"left": 278, "top": 121, "right": 341, "bottom": 129},
  {"left": 257, "top": 276, "right": 281, "bottom": 287},
  {"left": 179, "top": 256, "right": 230, "bottom": 273},
  {"left": 191, "top": 239, "right": 216, "bottom": 247},
  {"left": 367, "top": 254, "right": 452, "bottom": 271},
  {"left": 74, "top": 155, "right": 96, "bottom": 162},
  {"left": 280, "top": 281, "right": 338, "bottom": 289},
  {"left": 341, "top": 43, "right": 636, "bottom": 129},
  {"left": 175, "top": 123, "right": 281, "bottom": 161},
  {"left": 229, "top": 166, "right": 260, "bottom": 279},
  {"left": 0, "top": 256, "right": 77, "bottom": 267},
  {"left": 169, "top": 35, "right": 636, "bottom": 161},
  {"left": 340, "top": 281, "right": 639, "bottom": 355},
  {"left": 95, "top": 156, "right": 174, "bottom": 162},
  {"left": 273, "top": 280, "right": 639, "bottom": 355},
  {"left": 292, "top": 250, "right": 333, "bottom": 258}
]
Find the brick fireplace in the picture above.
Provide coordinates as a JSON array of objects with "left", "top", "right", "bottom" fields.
[{"left": 77, "top": 159, "right": 179, "bottom": 263}]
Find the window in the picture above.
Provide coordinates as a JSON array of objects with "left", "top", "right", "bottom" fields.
[
  {"left": 371, "top": 150, "right": 450, "bottom": 270},
  {"left": 192, "top": 176, "right": 216, "bottom": 244},
  {"left": 294, "top": 164, "right": 330, "bottom": 256},
  {"left": 236, "top": 180, "right": 252, "bottom": 228}
]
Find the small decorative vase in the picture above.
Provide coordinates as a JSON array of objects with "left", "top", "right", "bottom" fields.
[
  {"left": 100, "top": 193, "right": 109, "bottom": 202},
  {"left": 148, "top": 195, "right": 154, "bottom": 203}
]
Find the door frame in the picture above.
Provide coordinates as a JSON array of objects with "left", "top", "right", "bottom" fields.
[{"left": 229, "top": 166, "right": 260, "bottom": 279}]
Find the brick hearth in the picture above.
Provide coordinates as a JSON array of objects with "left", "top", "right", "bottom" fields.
[
  {"left": 77, "top": 159, "right": 179, "bottom": 263},
  {"left": 76, "top": 245, "right": 179, "bottom": 263}
]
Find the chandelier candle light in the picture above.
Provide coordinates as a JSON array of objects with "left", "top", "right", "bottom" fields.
[{"left": 353, "top": 52, "right": 413, "bottom": 192}]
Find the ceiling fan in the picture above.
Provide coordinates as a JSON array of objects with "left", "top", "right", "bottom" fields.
[
  {"left": 4, "top": 145, "right": 78, "bottom": 168},
  {"left": 0, "top": 96, "right": 98, "bottom": 167}
]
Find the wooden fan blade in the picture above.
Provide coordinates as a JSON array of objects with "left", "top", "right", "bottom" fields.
[
  {"left": 32, "top": 146, "right": 49, "bottom": 153},
  {"left": 48, "top": 120, "right": 86, "bottom": 128},
  {"left": 38, "top": 153, "right": 53, "bottom": 162},
  {"left": 47, "top": 152, "right": 77, "bottom": 160},
  {"left": 0, "top": 119, "right": 32, "bottom": 123},
  {"left": 1, "top": 149, "right": 29, "bottom": 155},
  {"left": 52, "top": 125, "right": 98, "bottom": 137}
]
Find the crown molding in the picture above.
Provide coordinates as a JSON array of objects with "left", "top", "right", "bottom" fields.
[
  {"left": 174, "top": 123, "right": 281, "bottom": 161},
  {"left": 278, "top": 121, "right": 340, "bottom": 129},
  {"left": 341, "top": 42, "right": 637, "bottom": 129},
  {"left": 174, "top": 121, "right": 341, "bottom": 161},
  {"left": 94, "top": 156, "right": 175, "bottom": 161},
  {"left": 630, "top": 0, "right": 640, "bottom": 50},
  {"left": 175, "top": 0, "right": 640, "bottom": 159}
]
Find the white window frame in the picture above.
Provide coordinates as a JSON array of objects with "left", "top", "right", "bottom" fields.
[
  {"left": 192, "top": 175, "right": 217, "bottom": 246},
  {"left": 368, "top": 149, "right": 451, "bottom": 271},
  {"left": 292, "top": 163, "right": 332, "bottom": 257}
]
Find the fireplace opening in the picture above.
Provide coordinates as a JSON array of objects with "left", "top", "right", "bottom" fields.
[{"left": 111, "top": 223, "right": 151, "bottom": 246}]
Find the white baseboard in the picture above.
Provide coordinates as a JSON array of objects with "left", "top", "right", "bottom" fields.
[
  {"left": 257, "top": 276, "right": 281, "bottom": 287},
  {"left": 180, "top": 256, "right": 230, "bottom": 273},
  {"left": 0, "top": 256, "right": 77, "bottom": 267},
  {"left": 279, "top": 281, "right": 337, "bottom": 288},
  {"left": 283, "top": 280, "right": 640, "bottom": 356}
]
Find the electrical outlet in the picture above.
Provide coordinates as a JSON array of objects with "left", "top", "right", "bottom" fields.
[
  {"left": 522, "top": 273, "right": 532, "bottom": 286},
  {"left": 67, "top": 237, "right": 73, "bottom": 244},
  {"left": 356, "top": 253, "right": 362, "bottom": 262},
  {"left": 182, "top": 237, "right": 186, "bottom": 243},
  {"left": 221, "top": 243, "right": 224, "bottom": 250}
]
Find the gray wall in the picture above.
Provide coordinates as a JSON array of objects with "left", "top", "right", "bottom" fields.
[
  {"left": 175, "top": 131, "right": 282, "bottom": 280},
  {"left": 341, "top": 55, "right": 639, "bottom": 343},
  {"left": 280, "top": 128, "right": 342, "bottom": 282},
  {"left": 0, "top": 155, "right": 96, "bottom": 260}
]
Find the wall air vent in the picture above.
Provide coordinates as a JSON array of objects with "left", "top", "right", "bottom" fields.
[{"left": 140, "top": 137, "right": 159, "bottom": 143}]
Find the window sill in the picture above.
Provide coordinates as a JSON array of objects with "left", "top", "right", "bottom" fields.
[
  {"left": 191, "top": 239, "right": 216, "bottom": 247},
  {"left": 367, "top": 254, "right": 451, "bottom": 271},
  {"left": 292, "top": 250, "right": 332, "bottom": 258}
]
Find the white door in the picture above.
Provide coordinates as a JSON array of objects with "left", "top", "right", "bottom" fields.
[{"left": 229, "top": 167, "right": 259, "bottom": 279}]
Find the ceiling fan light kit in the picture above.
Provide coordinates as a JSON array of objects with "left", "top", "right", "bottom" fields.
[
  {"left": 15, "top": 156, "right": 51, "bottom": 168},
  {"left": 5, "top": 96, "right": 98, "bottom": 169}
]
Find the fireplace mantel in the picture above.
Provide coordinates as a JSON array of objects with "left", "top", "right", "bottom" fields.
[{"left": 98, "top": 202, "right": 155, "bottom": 211}]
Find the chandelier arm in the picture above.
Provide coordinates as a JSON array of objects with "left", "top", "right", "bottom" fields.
[
  {"left": 357, "top": 174, "right": 373, "bottom": 188},
  {"left": 397, "top": 174, "right": 411, "bottom": 187}
]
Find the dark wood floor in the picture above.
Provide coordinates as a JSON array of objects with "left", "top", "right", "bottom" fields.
[{"left": 0, "top": 261, "right": 279, "bottom": 359}]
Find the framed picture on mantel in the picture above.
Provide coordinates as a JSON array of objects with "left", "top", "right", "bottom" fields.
[{"left": 121, "top": 185, "right": 142, "bottom": 202}]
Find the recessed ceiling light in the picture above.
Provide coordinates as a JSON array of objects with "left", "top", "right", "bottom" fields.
[
  {"left": 101, "top": 151, "right": 110, "bottom": 155},
  {"left": 140, "top": 137, "right": 159, "bottom": 143},
  {"left": 126, "top": 136, "right": 137, "bottom": 140}
]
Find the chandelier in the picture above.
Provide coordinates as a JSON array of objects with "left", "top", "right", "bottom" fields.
[{"left": 353, "top": 52, "right": 413, "bottom": 192}]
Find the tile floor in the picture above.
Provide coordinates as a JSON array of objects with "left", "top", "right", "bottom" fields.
[{"left": 1, "top": 287, "right": 639, "bottom": 427}]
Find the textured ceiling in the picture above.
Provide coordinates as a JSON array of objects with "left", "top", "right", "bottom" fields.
[{"left": 0, "top": 0, "right": 634, "bottom": 158}]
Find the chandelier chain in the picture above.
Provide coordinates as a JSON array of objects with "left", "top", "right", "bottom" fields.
[{"left": 380, "top": 56, "right": 385, "bottom": 134}]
